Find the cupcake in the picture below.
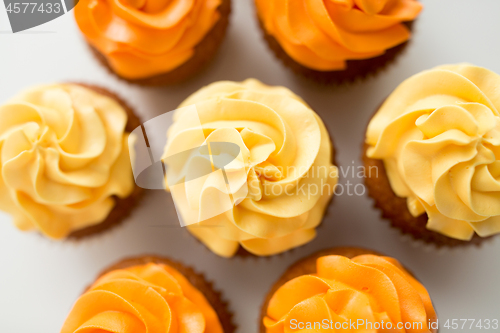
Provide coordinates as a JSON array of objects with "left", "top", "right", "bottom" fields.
[
  {"left": 255, "top": 0, "right": 423, "bottom": 84},
  {"left": 260, "top": 247, "right": 438, "bottom": 333},
  {"left": 364, "top": 64, "right": 500, "bottom": 246},
  {"left": 61, "top": 255, "right": 235, "bottom": 333},
  {"left": 0, "top": 83, "right": 142, "bottom": 239},
  {"left": 75, "top": 0, "right": 231, "bottom": 85},
  {"left": 162, "top": 79, "right": 339, "bottom": 257}
]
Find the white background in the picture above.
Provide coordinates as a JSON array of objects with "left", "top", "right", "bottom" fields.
[{"left": 1, "top": 0, "right": 499, "bottom": 331}]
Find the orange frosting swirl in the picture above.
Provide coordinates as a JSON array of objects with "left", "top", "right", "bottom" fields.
[
  {"left": 75, "top": 0, "right": 222, "bottom": 79},
  {"left": 255, "top": 0, "right": 423, "bottom": 71},
  {"left": 61, "top": 263, "right": 224, "bottom": 333},
  {"left": 264, "top": 254, "right": 437, "bottom": 332}
]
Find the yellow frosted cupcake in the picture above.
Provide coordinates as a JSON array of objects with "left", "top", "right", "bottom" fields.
[
  {"left": 0, "top": 84, "right": 142, "bottom": 239},
  {"left": 162, "top": 79, "right": 338, "bottom": 257},
  {"left": 364, "top": 64, "right": 500, "bottom": 246}
]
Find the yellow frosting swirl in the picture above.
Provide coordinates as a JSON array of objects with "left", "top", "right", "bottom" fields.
[
  {"left": 61, "top": 263, "right": 224, "bottom": 333},
  {"left": 0, "top": 84, "right": 134, "bottom": 239},
  {"left": 366, "top": 64, "right": 500, "bottom": 240},
  {"left": 163, "top": 79, "right": 338, "bottom": 257}
]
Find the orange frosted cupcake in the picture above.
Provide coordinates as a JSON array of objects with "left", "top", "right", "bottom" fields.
[
  {"left": 75, "top": 0, "right": 231, "bottom": 85},
  {"left": 260, "top": 247, "right": 438, "bottom": 333},
  {"left": 0, "top": 83, "right": 142, "bottom": 239},
  {"left": 364, "top": 64, "right": 500, "bottom": 247},
  {"left": 255, "top": 0, "right": 423, "bottom": 84},
  {"left": 61, "top": 255, "right": 235, "bottom": 333}
]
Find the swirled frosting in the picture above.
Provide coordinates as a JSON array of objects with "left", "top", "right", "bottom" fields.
[
  {"left": 255, "top": 0, "right": 422, "bottom": 71},
  {"left": 61, "top": 262, "right": 224, "bottom": 333},
  {"left": 366, "top": 64, "right": 500, "bottom": 240},
  {"left": 0, "top": 84, "right": 134, "bottom": 239},
  {"left": 74, "top": 0, "right": 222, "bottom": 79},
  {"left": 264, "top": 254, "right": 437, "bottom": 332},
  {"left": 163, "top": 79, "right": 338, "bottom": 257}
]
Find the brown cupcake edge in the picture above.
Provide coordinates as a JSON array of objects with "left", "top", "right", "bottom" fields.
[
  {"left": 66, "top": 83, "right": 144, "bottom": 239},
  {"left": 87, "top": 255, "right": 237, "bottom": 333},
  {"left": 361, "top": 104, "right": 494, "bottom": 247},
  {"left": 259, "top": 247, "right": 438, "bottom": 333},
  {"left": 88, "top": 0, "right": 231, "bottom": 86},
  {"left": 255, "top": 9, "right": 415, "bottom": 86}
]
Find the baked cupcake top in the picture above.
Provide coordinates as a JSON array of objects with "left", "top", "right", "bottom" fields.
[
  {"left": 255, "top": 0, "right": 422, "bottom": 71},
  {"left": 366, "top": 64, "right": 500, "bottom": 241},
  {"left": 61, "top": 262, "right": 224, "bottom": 333},
  {"left": 263, "top": 254, "right": 437, "bottom": 332},
  {"left": 75, "top": 0, "right": 222, "bottom": 79},
  {"left": 163, "top": 79, "right": 338, "bottom": 257},
  {"left": 0, "top": 84, "right": 134, "bottom": 239}
]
